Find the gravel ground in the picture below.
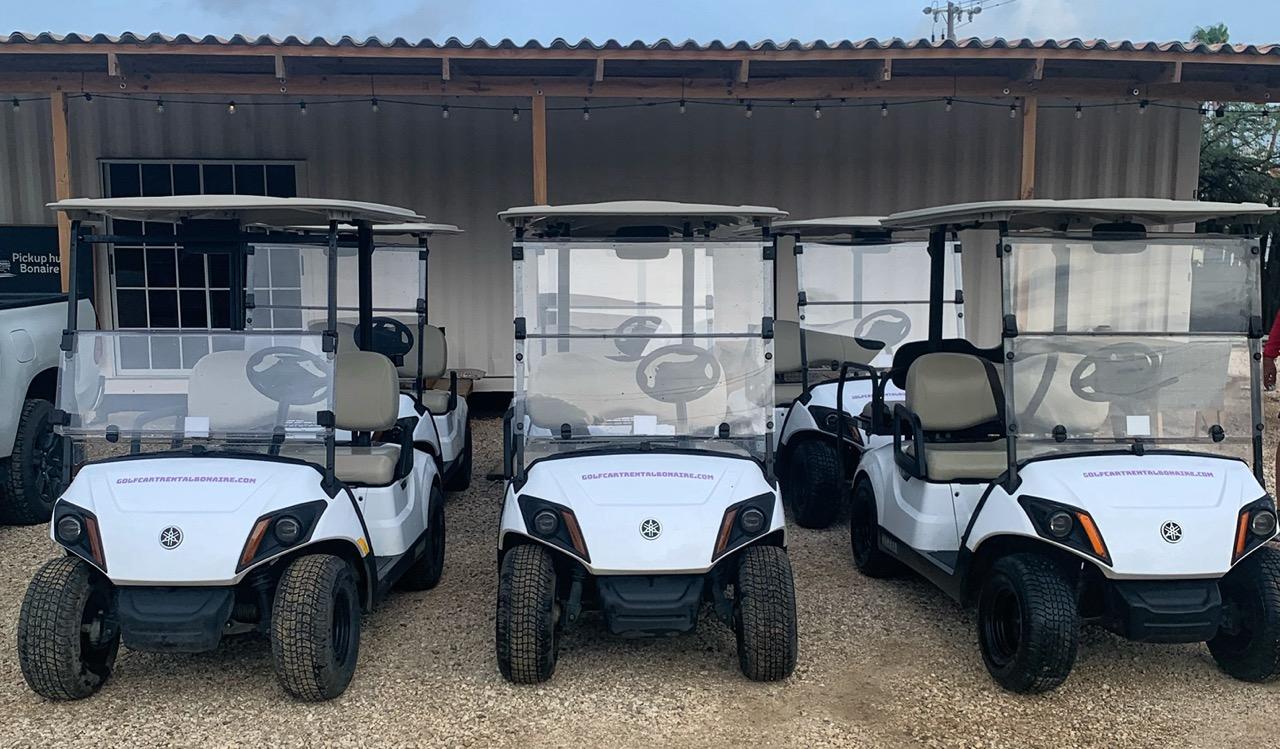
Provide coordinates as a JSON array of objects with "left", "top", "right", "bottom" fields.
[{"left": 3, "top": 405, "right": 1280, "bottom": 748}]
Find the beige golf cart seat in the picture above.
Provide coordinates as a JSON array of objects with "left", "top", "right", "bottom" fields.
[
  {"left": 314, "top": 318, "right": 456, "bottom": 413},
  {"left": 902, "top": 352, "right": 1007, "bottom": 482}
]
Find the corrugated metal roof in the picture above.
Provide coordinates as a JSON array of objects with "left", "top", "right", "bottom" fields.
[{"left": 3, "top": 32, "right": 1279, "bottom": 56}]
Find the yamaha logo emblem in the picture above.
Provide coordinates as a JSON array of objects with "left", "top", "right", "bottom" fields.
[
  {"left": 1160, "top": 521, "right": 1183, "bottom": 544},
  {"left": 639, "top": 518, "right": 662, "bottom": 540},
  {"left": 159, "top": 526, "right": 184, "bottom": 550}
]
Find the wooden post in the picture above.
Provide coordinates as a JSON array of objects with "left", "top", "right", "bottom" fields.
[
  {"left": 531, "top": 94, "right": 548, "bottom": 205},
  {"left": 50, "top": 91, "right": 72, "bottom": 292},
  {"left": 1019, "top": 96, "right": 1038, "bottom": 200}
]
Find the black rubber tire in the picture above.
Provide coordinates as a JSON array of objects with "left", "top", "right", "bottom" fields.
[
  {"left": 977, "top": 554, "right": 1079, "bottom": 694},
  {"left": 398, "top": 484, "right": 447, "bottom": 592},
  {"left": 1209, "top": 546, "right": 1280, "bottom": 682},
  {"left": 17, "top": 556, "right": 119, "bottom": 700},
  {"left": 734, "top": 545, "right": 799, "bottom": 681},
  {"left": 848, "top": 478, "right": 902, "bottom": 578},
  {"left": 270, "top": 554, "right": 362, "bottom": 701},
  {"left": 443, "top": 412, "right": 472, "bottom": 492},
  {"left": 2, "top": 398, "right": 67, "bottom": 525},
  {"left": 495, "top": 544, "right": 559, "bottom": 683},
  {"left": 781, "top": 438, "right": 843, "bottom": 529}
]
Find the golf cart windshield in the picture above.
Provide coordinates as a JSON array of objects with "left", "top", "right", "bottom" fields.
[
  {"left": 59, "top": 330, "right": 334, "bottom": 443},
  {"left": 798, "top": 239, "right": 961, "bottom": 369},
  {"left": 515, "top": 240, "right": 773, "bottom": 461},
  {"left": 1003, "top": 235, "right": 1259, "bottom": 459}
]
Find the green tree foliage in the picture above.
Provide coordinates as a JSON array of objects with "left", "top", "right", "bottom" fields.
[{"left": 1192, "top": 23, "right": 1230, "bottom": 44}]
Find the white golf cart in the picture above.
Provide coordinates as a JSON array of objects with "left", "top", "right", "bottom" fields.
[
  {"left": 17, "top": 196, "right": 449, "bottom": 702},
  {"left": 494, "top": 201, "right": 798, "bottom": 683},
  {"left": 773, "top": 217, "right": 963, "bottom": 528},
  {"left": 851, "top": 198, "right": 1280, "bottom": 693},
  {"left": 265, "top": 222, "right": 473, "bottom": 491}
]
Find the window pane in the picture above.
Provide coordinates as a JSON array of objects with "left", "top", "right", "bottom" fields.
[
  {"left": 271, "top": 250, "right": 301, "bottom": 288},
  {"left": 178, "top": 252, "right": 206, "bottom": 287},
  {"left": 114, "top": 219, "right": 142, "bottom": 238},
  {"left": 120, "top": 334, "right": 150, "bottom": 368},
  {"left": 146, "top": 248, "right": 178, "bottom": 287},
  {"left": 234, "top": 164, "right": 266, "bottom": 196},
  {"left": 179, "top": 290, "right": 208, "bottom": 328},
  {"left": 116, "top": 289, "right": 148, "bottom": 327},
  {"left": 141, "top": 164, "right": 172, "bottom": 197},
  {"left": 203, "top": 164, "right": 233, "bottom": 194},
  {"left": 181, "top": 335, "right": 211, "bottom": 369},
  {"left": 143, "top": 221, "right": 175, "bottom": 240},
  {"left": 149, "top": 290, "right": 179, "bottom": 327},
  {"left": 208, "top": 290, "right": 231, "bottom": 328},
  {"left": 114, "top": 249, "right": 145, "bottom": 288},
  {"left": 207, "top": 254, "right": 231, "bottom": 288},
  {"left": 265, "top": 165, "right": 297, "bottom": 197},
  {"left": 172, "top": 164, "right": 200, "bottom": 195},
  {"left": 150, "top": 334, "right": 181, "bottom": 369},
  {"left": 108, "top": 163, "right": 141, "bottom": 198}
]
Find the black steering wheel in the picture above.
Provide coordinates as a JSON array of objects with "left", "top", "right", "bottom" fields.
[
  {"left": 635, "top": 344, "right": 722, "bottom": 405},
  {"left": 354, "top": 316, "right": 414, "bottom": 366},
  {"left": 1069, "top": 342, "right": 1165, "bottom": 403},
  {"left": 854, "top": 309, "right": 912, "bottom": 349},
  {"left": 610, "top": 315, "right": 664, "bottom": 362},
  {"left": 245, "top": 346, "right": 331, "bottom": 407}
]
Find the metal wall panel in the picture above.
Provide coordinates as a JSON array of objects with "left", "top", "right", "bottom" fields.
[{"left": 0, "top": 93, "right": 1203, "bottom": 384}]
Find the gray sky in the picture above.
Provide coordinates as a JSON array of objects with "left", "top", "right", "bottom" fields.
[{"left": 7, "top": 0, "right": 1279, "bottom": 45}]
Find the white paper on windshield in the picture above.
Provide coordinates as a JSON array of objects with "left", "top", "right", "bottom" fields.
[
  {"left": 184, "top": 416, "right": 210, "bottom": 438},
  {"left": 1125, "top": 415, "right": 1152, "bottom": 437}
]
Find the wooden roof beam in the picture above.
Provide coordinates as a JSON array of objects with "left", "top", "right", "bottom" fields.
[{"left": 595, "top": 57, "right": 605, "bottom": 82}]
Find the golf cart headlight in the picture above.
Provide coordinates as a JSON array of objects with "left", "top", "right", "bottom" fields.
[
  {"left": 1046, "top": 511, "right": 1074, "bottom": 539},
  {"left": 273, "top": 515, "right": 303, "bottom": 546},
  {"left": 56, "top": 515, "right": 84, "bottom": 543},
  {"left": 738, "top": 507, "right": 767, "bottom": 534},
  {"left": 1250, "top": 510, "right": 1277, "bottom": 538},
  {"left": 532, "top": 510, "right": 560, "bottom": 537}
]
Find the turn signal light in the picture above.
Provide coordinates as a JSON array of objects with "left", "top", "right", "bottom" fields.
[{"left": 1233, "top": 498, "right": 1277, "bottom": 564}]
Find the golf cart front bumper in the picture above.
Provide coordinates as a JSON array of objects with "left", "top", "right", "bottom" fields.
[
  {"left": 116, "top": 586, "right": 236, "bottom": 653},
  {"left": 596, "top": 575, "right": 704, "bottom": 637},
  {"left": 1102, "top": 579, "right": 1223, "bottom": 643}
]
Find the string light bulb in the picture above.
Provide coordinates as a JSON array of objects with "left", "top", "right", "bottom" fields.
[
  {"left": 227, "top": 100, "right": 237, "bottom": 115},
  {"left": 511, "top": 106, "right": 520, "bottom": 122},
  {"left": 1010, "top": 103, "right": 1019, "bottom": 118},
  {"left": 1139, "top": 99, "right": 1148, "bottom": 115},
  {"left": 442, "top": 104, "right": 450, "bottom": 119},
  {"left": 155, "top": 98, "right": 164, "bottom": 114},
  {"left": 745, "top": 101, "right": 753, "bottom": 119},
  {"left": 583, "top": 102, "right": 591, "bottom": 121},
  {"left": 11, "top": 97, "right": 19, "bottom": 111},
  {"left": 299, "top": 101, "right": 307, "bottom": 116},
  {"left": 1215, "top": 105, "right": 1226, "bottom": 118},
  {"left": 880, "top": 102, "right": 889, "bottom": 117},
  {"left": 813, "top": 103, "right": 822, "bottom": 119},
  {"left": 83, "top": 93, "right": 93, "bottom": 103},
  {"left": 371, "top": 97, "right": 379, "bottom": 113},
  {"left": 1074, "top": 104, "right": 1083, "bottom": 120},
  {"left": 679, "top": 99, "right": 686, "bottom": 114},
  {"left": 945, "top": 97, "right": 953, "bottom": 112}
]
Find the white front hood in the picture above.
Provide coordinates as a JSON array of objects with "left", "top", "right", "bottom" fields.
[
  {"left": 505, "top": 453, "right": 781, "bottom": 575},
  {"left": 60, "top": 457, "right": 346, "bottom": 585}
]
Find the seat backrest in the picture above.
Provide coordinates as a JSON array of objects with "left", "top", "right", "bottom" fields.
[
  {"left": 335, "top": 351, "right": 399, "bottom": 432},
  {"left": 188, "top": 350, "right": 280, "bottom": 432},
  {"left": 905, "top": 352, "right": 1002, "bottom": 432},
  {"left": 311, "top": 318, "right": 448, "bottom": 380}
]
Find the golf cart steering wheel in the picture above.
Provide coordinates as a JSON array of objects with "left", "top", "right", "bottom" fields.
[
  {"left": 245, "top": 346, "right": 331, "bottom": 406},
  {"left": 635, "top": 344, "right": 723, "bottom": 405},
  {"left": 610, "top": 315, "right": 664, "bottom": 362},
  {"left": 354, "top": 316, "right": 415, "bottom": 365},
  {"left": 1069, "top": 342, "right": 1164, "bottom": 403},
  {"left": 854, "top": 309, "right": 912, "bottom": 349}
]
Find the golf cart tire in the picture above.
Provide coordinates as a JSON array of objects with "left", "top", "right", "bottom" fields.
[
  {"left": 17, "top": 556, "right": 120, "bottom": 701},
  {"left": 444, "top": 413, "right": 473, "bottom": 492},
  {"left": 977, "top": 553, "right": 1079, "bottom": 694},
  {"left": 398, "top": 484, "right": 447, "bottom": 592},
  {"left": 1208, "top": 546, "right": 1280, "bottom": 682},
  {"left": 271, "top": 554, "right": 362, "bottom": 701},
  {"left": 734, "top": 545, "right": 799, "bottom": 681},
  {"left": 2, "top": 398, "right": 64, "bottom": 525},
  {"left": 849, "top": 478, "right": 902, "bottom": 578},
  {"left": 782, "top": 438, "right": 842, "bottom": 529},
  {"left": 496, "top": 543, "right": 559, "bottom": 684}
]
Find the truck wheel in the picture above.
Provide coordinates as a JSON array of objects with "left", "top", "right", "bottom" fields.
[
  {"left": 849, "top": 478, "right": 901, "bottom": 578},
  {"left": 1209, "top": 546, "right": 1280, "bottom": 682},
  {"left": 443, "top": 413, "right": 472, "bottom": 492},
  {"left": 734, "top": 545, "right": 798, "bottom": 681},
  {"left": 398, "top": 484, "right": 447, "bottom": 591},
  {"left": 271, "top": 554, "right": 361, "bottom": 701},
  {"left": 977, "top": 554, "right": 1079, "bottom": 694},
  {"left": 496, "top": 544, "right": 558, "bottom": 683},
  {"left": 2, "top": 399, "right": 67, "bottom": 525},
  {"left": 17, "top": 556, "right": 119, "bottom": 700},
  {"left": 782, "top": 438, "right": 842, "bottom": 529}
]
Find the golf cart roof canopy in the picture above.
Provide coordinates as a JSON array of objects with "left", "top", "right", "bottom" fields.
[
  {"left": 882, "top": 198, "right": 1278, "bottom": 232},
  {"left": 289, "top": 222, "right": 464, "bottom": 237},
  {"left": 499, "top": 200, "right": 787, "bottom": 235},
  {"left": 773, "top": 216, "right": 886, "bottom": 235},
  {"left": 47, "top": 195, "right": 424, "bottom": 227}
]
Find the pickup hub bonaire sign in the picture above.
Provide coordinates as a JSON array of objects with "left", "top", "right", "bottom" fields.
[{"left": 0, "top": 226, "right": 61, "bottom": 294}]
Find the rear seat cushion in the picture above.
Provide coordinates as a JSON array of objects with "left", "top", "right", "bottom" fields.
[
  {"left": 283, "top": 444, "right": 400, "bottom": 485},
  {"left": 420, "top": 389, "right": 452, "bottom": 414},
  {"left": 909, "top": 441, "right": 1007, "bottom": 481}
]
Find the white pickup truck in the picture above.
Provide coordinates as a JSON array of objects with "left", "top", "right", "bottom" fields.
[{"left": 0, "top": 293, "right": 94, "bottom": 524}]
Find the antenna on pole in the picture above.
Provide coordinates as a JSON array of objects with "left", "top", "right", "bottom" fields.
[{"left": 923, "top": 0, "right": 1017, "bottom": 42}]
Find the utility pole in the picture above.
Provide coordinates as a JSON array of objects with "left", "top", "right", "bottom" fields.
[{"left": 923, "top": 1, "right": 1015, "bottom": 42}]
